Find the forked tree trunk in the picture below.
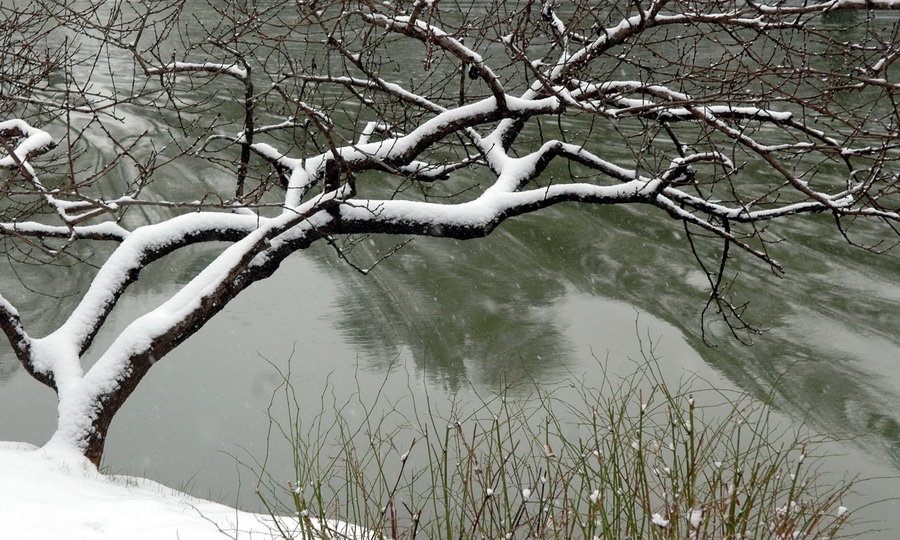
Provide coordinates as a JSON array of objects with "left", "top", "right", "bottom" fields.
[{"left": 42, "top": 253, "right": 284, "bottom": 466}]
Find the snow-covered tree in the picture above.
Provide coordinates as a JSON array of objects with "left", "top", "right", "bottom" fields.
[{"left": 1, "top": 0, "right": 899, "bottom": 465}]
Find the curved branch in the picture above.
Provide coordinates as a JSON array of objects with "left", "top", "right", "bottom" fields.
[
  {"left": 0, "top": 120, "right": 56, "bottom": 168},
  {"left": 333, "top": 180, "right": 656, "bottom": 239},
  {"left": 44, "top": 213, "right": 267, "bottom": 360},
  {"left": 0, "top": 295, "right": 50, "bottom": 389},
  {"left": 60, "top": 194, "right": 343, "bottom": 462}
]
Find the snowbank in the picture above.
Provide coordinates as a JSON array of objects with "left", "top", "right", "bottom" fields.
[{"left": 0, "top": 442, "right": 360, "bottom": 539}]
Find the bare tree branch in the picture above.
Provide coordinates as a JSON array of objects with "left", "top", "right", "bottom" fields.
[{"left": 1, "top": 0, "right": 899, "bottom": 465}]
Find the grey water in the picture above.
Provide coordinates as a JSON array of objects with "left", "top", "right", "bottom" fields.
[{"left": 1, "top": 1, "right": 899, "bottom": 536}]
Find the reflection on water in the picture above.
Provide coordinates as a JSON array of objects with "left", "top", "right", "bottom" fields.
[
  {"left": 1, "top": 2, "right": 900, "bottom": 536},
  {"left": 2, "top": 139, "right": 899, "bottom": 534},
  {"left": 2, "top": 163, "right": 899, "bottom": 533}
]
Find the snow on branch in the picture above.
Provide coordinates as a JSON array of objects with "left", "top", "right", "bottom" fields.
[
  {"left": 0, "top": 294, "right": 32, "bottom": 367},
  {"left": 748, "top": 1, "right": 900, "bottom": 14},
  {"left": 335, "top": 178, "right": 657, "bottom": 240},
  {"left": 1, "top": 0, "right": 898, "bottom": 465},
  {"left": 0, "top": 120, "right": 56, "bottom": 169},
  {"left": 0, "top": 221, "right": 128, "bottom": 242},
  {"left": 144, "top": 62, "right": 248, "bottom": 80},
  {"left": 298, "top": 74, "right": 446, "bottom": 115},
  {"left": 69, "top": 191, "right": 342, "bottom": 389},
  {"left": 327, "top": 96, "right": 558, "bottom": 176},
  {"left": 41, "top": 213, "right": 267, "bottom": 365},
  {"left": 364, "top": 12, "right": 508, "bottom": 109}
]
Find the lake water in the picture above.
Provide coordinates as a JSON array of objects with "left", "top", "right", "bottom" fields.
[{"left": 1, "top": 2, "right": 899, "bottom": 536}]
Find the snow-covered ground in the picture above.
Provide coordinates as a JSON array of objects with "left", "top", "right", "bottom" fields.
[{"left": 0, "top": 441, "right": 360, "bottom": 540}]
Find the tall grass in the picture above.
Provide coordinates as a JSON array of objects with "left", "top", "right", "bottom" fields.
[{"left": 245, "top": 350, "right": 856, "bottom": 539}]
